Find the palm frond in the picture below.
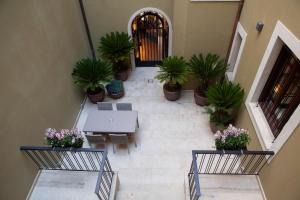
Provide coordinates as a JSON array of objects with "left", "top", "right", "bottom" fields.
[
  {"left": 98, "top": 31, "right": 135, "bottom": 68},
  {"left": 189, "top": 53, "right": 227, "bottom": 90},
  {"left": 72, "top": 58, "right": 113, "bottom": 92},
  {"left": 206, "top": 81, "right": 244, "bottom": 111},
  {"left": 155, "top": 56, "right": 189, "bottom": 85}
]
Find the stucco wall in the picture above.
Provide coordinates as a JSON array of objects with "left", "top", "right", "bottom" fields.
[
  {"left": 180, "top": 1, "right": 239, "bottom": 89},
  {"left": 83, "top": 0, "right": 173, "bottom": 53},
  {"left": 0, "top": 0, "right": 89, "bottom": 199},
  {"left": 83, "top": 0, "right": 238, "bottom": 89},
  {"left": 235, "top": 0, "right": 300, "bottom": 199}
]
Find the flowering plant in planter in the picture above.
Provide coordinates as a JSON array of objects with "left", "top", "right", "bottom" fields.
[
  {"left": 214, "top": 125, "right": 250, "bottom": 150},
  {"left": 45, "top": 128, "right": 84, "bottom": 148}
]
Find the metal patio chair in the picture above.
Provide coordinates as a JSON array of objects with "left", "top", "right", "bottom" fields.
[
  {"left": 109, "top": 134, "right": 130, "bottom": 154},
  {"left": 116, "top": 103, "right": 132, "bottom": 111},
  {"left": 85, "top": 134, "right": 107, "bottom": 148},
  {"left": 97, "top": 102, "right": 113, "bottom": 110}
]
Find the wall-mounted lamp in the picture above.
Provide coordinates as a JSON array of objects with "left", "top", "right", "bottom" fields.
[{"left": 256, "top": 21, "right": 264, "bottom": 32}]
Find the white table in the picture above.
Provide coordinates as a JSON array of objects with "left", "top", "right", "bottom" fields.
[{"left": 83, "top": 110, "right": 138, "bottom": 134}]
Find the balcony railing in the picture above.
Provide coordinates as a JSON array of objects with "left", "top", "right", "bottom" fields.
[
  {"left": 20, "top": 146, "right": 114, "bottom": 200},
  {"left": 188, "top": 150, "right": 274, "bottom": 200}
]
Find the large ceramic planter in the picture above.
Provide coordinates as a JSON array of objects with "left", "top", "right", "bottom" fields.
[
  {"left": 108, "top": 90, "right": 125, "bottom": 99},
  {"left": 87, "top": 88, "right": 105, "bottom": 104},
  {"left": 114, "top": 69, "right": 130, "bottom": 81},
  {"left": 163, "top": 83, "right": 181, "bottom": 101},
  {"left": 210, "top": 121, "right": 225, "bottom": 134},
  {"left": 194, "top": 89, "right": 209, "bottom": 106}
]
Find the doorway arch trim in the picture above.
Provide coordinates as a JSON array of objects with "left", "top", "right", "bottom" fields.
[{"left": 128, "top": 7, "right": 173, "bottom": 68}]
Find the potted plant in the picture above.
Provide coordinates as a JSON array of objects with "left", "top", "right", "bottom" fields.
[
  {"left": 214, "top": 125, "right": 250, "bottom": 150},
  {"left": 155, "top": 56, "right": 189, "bottom": 101},
  {"left": 45, "top": 128, "right": 84, "bottom": 148},
  {"left": 106, "top": 80, "right": 125, "bottom": 99},
  {"left": 189, "top": 53, "right": 227, "bottom": 106},
  {"left": 206, "top": 81, "right": 244, "bottom": 133},
  {"left": 98, "top": 31, "right": 135, "bottom": 81},
  {"left": 72, "top": 58, "right": 112, "bottom": 103}
]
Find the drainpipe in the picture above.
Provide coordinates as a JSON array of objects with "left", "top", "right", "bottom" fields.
[
  {"left": 79, "top": 0, "right": 96, "bottom": 59},
  {"left": 226, "top": 0, "right": 244, "bottom": 62}
]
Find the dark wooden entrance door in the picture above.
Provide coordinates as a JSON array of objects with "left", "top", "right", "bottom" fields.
[{"left": 132, "top": 12, "right": 169, "bottom": 67}]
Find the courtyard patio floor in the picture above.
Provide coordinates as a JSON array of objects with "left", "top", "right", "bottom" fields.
[{"left": 29, "top": 67, "right": 264, "bottom": 200}]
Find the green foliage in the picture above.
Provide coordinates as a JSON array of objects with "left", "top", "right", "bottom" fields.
[
  {"left": 189, "top": 53, "right": 227, "bottom": 93},
  {"left": 72, "top": 58, "right": 113, "bottom": 92},
  {"left": 208, "top": 109, "right": 232, "bottom": 127},
  {"left": 215, "top": 133, "right": 250, "bottom": 150},
  {"left": 155, "top": 56, "right": 189, "bottom": 86},
  {"left": 98, "top": 32, "right": 134, "bottom": 72},
  {"left": 206, "top": 81, "right": 244, "bottom": 125}
]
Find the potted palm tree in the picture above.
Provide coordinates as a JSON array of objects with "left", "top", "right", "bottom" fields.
[
  {"left": 189, "top": 53, "right": 227, "bottom": 106},
  {"left": 98, "top": 31, "right": 135, "bottom": 81},
  {"left": 206, "top": 81, "right": 244, "bottom": 133},
  {"left": 72, "top": 58, "right": 113, "bottom": 103},
  {"left": 155, "top": 56, "right": 189, "bottom": 101}
]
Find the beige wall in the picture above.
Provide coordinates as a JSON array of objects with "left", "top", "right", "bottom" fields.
[
  {"left": 83, "top": 0, "right": 238, "bottom": 89},
  {"left": 179, "top": 1, "right": 239, "bottom": 89},
  {"left": 83, "top": 0, "right": 173, "bottom": 53},
  {"left": 235, "top": 0, "right": 300, "bottom": 199},
  {"left": 0, "top": 0, "right": 89, "bottom": 199}
]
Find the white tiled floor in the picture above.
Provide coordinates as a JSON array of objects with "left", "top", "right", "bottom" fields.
[
  {"left": 76, "top": 67, "right": 214, "bottom": 200},
  {"left": 30, "top": 67, "right": 263, "bottom": 200}
]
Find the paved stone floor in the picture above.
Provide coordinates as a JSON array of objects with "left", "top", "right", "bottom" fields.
[{"left": 30, "top": 67, "right": 263, "bottom": 200}]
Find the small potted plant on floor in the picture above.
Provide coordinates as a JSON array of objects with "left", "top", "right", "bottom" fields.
[
  {"left": 206, "top": 81, "right": 244, "bottom": 133},
  {"left": 155, "top": 56, "right": 189, "bottom": 101},
  {"left": 106, "top": 80, "right": 125, "bottom": 99},
  {"left": 214, "top": 125, "right": 250, "bottom": 150},
  {"left": 45, "top": 128, "right": 84, "bottom": 148},
  {"left": 98, "top": 31, "right": 135, "bottom": 81},
  {"left": 72, "top": 58, "right": 113, "bottom": 103},
  {"left": 189, "top": 53, "right": 227, "bottom": 106}
]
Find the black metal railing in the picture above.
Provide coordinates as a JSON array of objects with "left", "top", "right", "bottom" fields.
[
  {"left": 188, "top": 152, "right": 201, "bottom": 200},
  {"left": 188, "top": 150, "right": 274, "bottom": 200},
  {"left": 20, "top": 146, "right": 114, "bottom": 200},
  {"left": 95, "top": 150, "right": 114, "bottom": 200}
]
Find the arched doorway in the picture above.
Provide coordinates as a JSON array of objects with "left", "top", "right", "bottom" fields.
[{"left": 128, "top": 8, "right": 172, "bottom": 67}]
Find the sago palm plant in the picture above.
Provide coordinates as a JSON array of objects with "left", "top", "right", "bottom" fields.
[
  {"left": 155, "top": 56, "right": 189, "bottom": 89},
  {"left": 72, "top": 58, "right": 113, "bottom": 93},
  {"left": 189, "top": 53, "right": 227, "bottom": 95},
  {"left": 98, "top": 32, "right": 134, "bottom": 72},
  {"left": 206, "top": 81, "right": 244, "bottom": 127}
]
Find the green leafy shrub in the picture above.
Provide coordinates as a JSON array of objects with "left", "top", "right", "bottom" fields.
[
  {"left": 189, "top": 53, "right": 227, "bottom": 95},
  {"left": 155, "top": 56, "right": 189, "bottom": 89},
  {"left": 215, "top": 125, "right": 250, "bottom": 150},
  {"left": 206, "top": 81, "right": 244, "bottom": 126},
  {"left": 98, "top": 32, "right": 134, "bottom": 72},
  {"left": 72, "top": 58, "right": 112, "bottom": 93}
]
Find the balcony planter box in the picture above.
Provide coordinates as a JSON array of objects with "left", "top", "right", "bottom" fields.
[
  {"left": 214, "top": 125, "right": 250, "bottom": 151},
  {"left": 45, "top": 128, "right": 84, "bottom": 149},
  {"left": 163, "top": 83, "right": 182, "bottom": 101}
]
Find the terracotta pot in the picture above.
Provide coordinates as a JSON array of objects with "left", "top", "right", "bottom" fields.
[
  {"left": 163, "top": 83, "right": 181, "bottom": 101},
  {"left": 210, "top": 122, "right": 218, "bottom": 134},
  {"left": 194, "top": 90, "right": 209, "bottom": 106},
  {"left": 210, "top": 121, "right": 225, "bottom": 134},
  {"left": 87, "top": 89, "right": 105, "bottom": 104},
  {"left": 114, "top": 69, "right": 130, "bottom": 81}
]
